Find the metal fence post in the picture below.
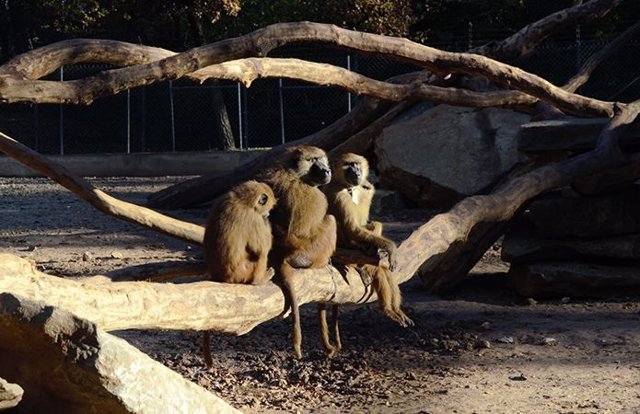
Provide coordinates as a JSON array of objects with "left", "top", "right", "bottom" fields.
[
  {"left": 169, "top": 80, "right": 176, "bottom": 152},
  {"left": 347, "top": 55, "right": 353, "bottom": 111},
  {"left": 236, "top": 83, "right": 243, "bottom": 149},
  {"left": 33, "top": 104, "right": 39, "bottom": 152},
  {"left": 126, "top": 89, "right": 131, "bottom": 154},
  {"left": 279, "top": 78, "right": 286, "bottom": 144},
  {"left": 242, "top": 85, "right": 249, "bottom": 149},
  {"left": 59, "top": 66, "right": 64, "bottom": 155},
  {"left": 141, "top": 86, "right": 147, "bottom": 152},
  {"left": 575, "top": 24, "right": 582, "bottom": 72}
]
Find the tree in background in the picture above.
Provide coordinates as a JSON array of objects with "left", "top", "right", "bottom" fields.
[{"left": 1, "top": 0, "right": 639, "bottom": 62}]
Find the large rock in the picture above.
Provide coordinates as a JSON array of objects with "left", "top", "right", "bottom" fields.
[
  {"left": 527, "top": 191, "right": 640, "bottom": 238},
  {"left": 0, "top": 377, "right": 23, "bottom": 411},
  {"left": 375, "top": 105, "right": 530, "bottom": 207},
  {"left": 509, "top": 262, "right": 640, "bottom": 298},
  {"left": 0, "top": 293, "right": 240, "bottom": 414}
]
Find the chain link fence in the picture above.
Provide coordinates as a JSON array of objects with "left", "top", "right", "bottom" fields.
[{"left": 1, "top": 32, "right": 639, "bottom": 155}]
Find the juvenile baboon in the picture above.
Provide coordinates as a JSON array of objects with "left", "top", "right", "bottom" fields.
[
  {"left": 203, "top": 180, "right": 276, "bottom": 284},
  {"left": 201, "top": 180, "right": 276, "bottom": 368},
  {"left": 260, "top": 145, "right": 337, "bottom": 359},
  {"left": 320, "top": 153, "right": 412, "bottom": 357}
]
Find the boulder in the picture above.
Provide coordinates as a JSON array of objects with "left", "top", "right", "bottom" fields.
[
  {"left": 376, "top": 105, "right": 530, "bottom": 207},
  {"left": 527, "top": 191, "right": 640, "bottom": 238},
  {"left": 0, "top": 378, "right": 23, "bottom": 411},
  {"left": 0, "top": 293, "right": 240, "bottom": 414},
  {"left": 509, "top": 262, "right": 640, "bottom": 298}
]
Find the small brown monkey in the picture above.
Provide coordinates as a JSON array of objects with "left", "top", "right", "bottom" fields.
[
  {"left": 201, "top": 180, "right": 276, "bottom": 368},
  {"left": 320, "top": 153, "right": 412, "bottom": 357},
  {"left": 260, "top": 145, "right": 337, "bottom": 359}
]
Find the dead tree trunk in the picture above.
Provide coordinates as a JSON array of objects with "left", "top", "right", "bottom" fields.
[{"left": 1, "top": 98, "right": 637, "bottom": 330}]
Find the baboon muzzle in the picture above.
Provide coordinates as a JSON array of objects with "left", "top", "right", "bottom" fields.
[{"left": 310, "top": 160, "right": 332, "bottom": 185}]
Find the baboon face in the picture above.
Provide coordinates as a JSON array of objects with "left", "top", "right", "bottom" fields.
[
  {"left": 234, "top": 180, "right": 276, "bottom": 218},
  {"left": 335, "top": 153, "right": 368, "bottom": 187},
  {"left": 287, "top": 145, "right": 332, "bottom": 186}
]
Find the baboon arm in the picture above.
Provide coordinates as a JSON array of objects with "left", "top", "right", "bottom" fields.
[{"left": 340, "top": 210, "right": 395, "bottom": 252}]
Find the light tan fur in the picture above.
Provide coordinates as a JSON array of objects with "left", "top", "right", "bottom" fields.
[
  {"left": 201, "top": 180, "right": 276, "bottom": 368},
  {"left": 260, "top": 145, "right": 337, "bottom": 359},
  {"left": 320, "top": 153, "right": 413, "bottom": 357}
]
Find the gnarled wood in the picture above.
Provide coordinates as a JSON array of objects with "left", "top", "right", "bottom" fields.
[
  {"left": 1, "top": 102, "right": 637, "bottom": 332},
  {"left": 472, "top": 0, "right": 623, "bottom": 60},
  {"left": 148, "top": 1, "right": 624, "bottom": 210},
  {"left": 0, "top": 131, "right": 205, "bottom": 245}
]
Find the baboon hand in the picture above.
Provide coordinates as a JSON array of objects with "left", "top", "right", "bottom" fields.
[{"left": 377, "top": 243, "right": 398, "bottom": 272}]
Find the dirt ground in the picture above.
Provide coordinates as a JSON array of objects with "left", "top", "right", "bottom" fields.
[{"left": 1, "top": 176, "right": 640, "bottom": 414}]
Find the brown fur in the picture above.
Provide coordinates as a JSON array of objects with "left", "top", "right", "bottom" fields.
[
  {"left": 203, "top": 180, "right": 276, "bottom": 284},
  {"left": 201, "top": 180, "right": 276, "bottom": 368},
  {"left": 260, "top": 145, "right": 337, "bottom": 358},
  {"left": 320, "top": 153, "right": 413, "bottom": 357}
]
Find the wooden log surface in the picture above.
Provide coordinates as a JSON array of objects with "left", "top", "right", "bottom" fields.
[
  {"left": 509, "top": 261, "right": 640, "bottom": 298},
  {"left": 0, "top": 253, "right": 373, "bottom": 333},
  {"left": 502, "top": 224, "right": 640, "bottom": 263},
  {"left": 518, "top": 118, "right": 640, "bottom": 153}
]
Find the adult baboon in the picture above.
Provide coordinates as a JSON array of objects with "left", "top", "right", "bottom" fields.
[
  {"left": 260, "top": 145, "right": 337, "bottom": 358},
  {"left": 201, "top": 180, "right": 276, "bottom": 368},
  {"left": 320, "top": 153, "right": 412, "bottom": 357}
]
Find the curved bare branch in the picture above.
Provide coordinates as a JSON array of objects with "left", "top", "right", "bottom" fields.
[
  {"left": 472, "top": 0, "right": 623, "bottom": 60},
  {"left": 0, "top": 131, "right": 205, "bottom": 244},
  {"left": 0, "top": 22, "right": 615, "bottom": 116}
]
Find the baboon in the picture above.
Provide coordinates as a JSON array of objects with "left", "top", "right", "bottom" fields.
[
  {"left": 260, "top": 145, "right": 337, "bottom": 359},
  {"left": 320, "top": 153, "right": 412, "bottom": 357},
  {"left": 203, "top": 180, "right": 276, "bottom": 284},
  {"left": 201, "top": 180, "right": 276, "bottom": 368}
]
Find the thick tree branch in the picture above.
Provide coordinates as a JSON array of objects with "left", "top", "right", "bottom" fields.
[
  {"left": 0, "top": 22, "right": 614, "bottom": 117},
  {"left": 0, "top": 131, "right": 205, "bottom": 244},
  {"left": 563, "top": 20, "right": 640, "bottom": 93},
  {"left": 1, "top": 102, "right": 638, "bottom": 331},
  {"left": 421, "top": 101, "right": 640, "bottom": 291},
  {"left": 472, "top": 0, "right": 623, "bottom": 60}
]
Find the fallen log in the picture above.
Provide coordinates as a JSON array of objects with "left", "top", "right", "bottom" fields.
[
  {"left": 0, "top": 131, "right": 205, "bottom": 245},
  {"left": 509, "top": 262, "right": 640, "bottom": 298},
  {"left": 502, "top": 224, "right": 640, "bottom": 263},
  {"left": 527, "top": 191, "right": 640, "bottom": 238},
  {"left": 518, "top": 118, "right": 640, "bottom": 153},
  {"left": 0, "top": 293, "right": 239, "bottom": 414},
  {"left": 572, "top": 159, "right": 640, "bottom": 195}
]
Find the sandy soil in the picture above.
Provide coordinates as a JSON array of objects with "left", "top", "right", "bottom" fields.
[{"left": 1, "top": 176, "right": 640, "bottom": 414}]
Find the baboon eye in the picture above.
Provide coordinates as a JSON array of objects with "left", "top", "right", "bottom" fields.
[{"left": 258, "top": 194, "right": 269, "bottom": 205}]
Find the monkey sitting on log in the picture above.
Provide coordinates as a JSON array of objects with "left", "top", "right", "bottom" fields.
[
  {"left": 201, "top": 180, "right": 276, "bottom": 368},
  {"left": 320, "top": 152, "right": 413, "bottom": 357},
  {"left": 259, "top": 145, "right": 337, "bottom": 359}
]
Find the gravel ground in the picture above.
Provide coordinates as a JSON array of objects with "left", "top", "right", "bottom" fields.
[{"left": 1, "top": 176, "right": 640, "bottom": 414}]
